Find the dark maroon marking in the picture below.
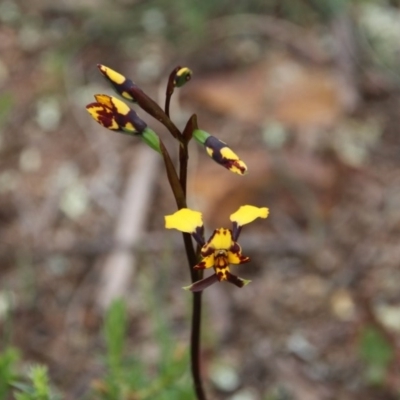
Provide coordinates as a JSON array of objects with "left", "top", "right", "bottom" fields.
[
  {"left": 216, "top": 271, "right": 224, "bottom": 281},
  {"left": 215, "top": 254, "right": 228, "bottom": 268},
  {"left": 201, "top": 244, "right": 214, "bottom": 257},
  {"left": 98, "top": 110, "right": 116, "bottom": 129},
  {"left": 229, "top": 160, "right": 246, "bottom": 174},
  {"left": 238, "top": 256, "right": 250, "bottom": 264},
  {"left": 229, "top": 241, "right": 240, "bottom": 253},
  {"left": 201, "top": 230, "right": 219, "bottom": 257},
  {"left": 193, "top": 262, "right": 206, "bottom": 270},
  {"left": 87, "top": 104, "right": 119, "bottom": 130}
]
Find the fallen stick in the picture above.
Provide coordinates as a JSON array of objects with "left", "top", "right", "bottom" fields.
[{"left": 96, "top": 146, "right": 159, "bottom": 311}]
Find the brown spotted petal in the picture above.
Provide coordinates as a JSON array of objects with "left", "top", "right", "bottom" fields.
[
  {"left": 228, "top": 242, "right": 250, "bottom": 265},
  {"left": 86, "top": 102, "right": 120, "bottom": 130},
  {"left": 193, "top": 254, "right": 214, "bottom": 270},
  {"left": 86, "top": 94, "right": 147, "bottom": 135}
]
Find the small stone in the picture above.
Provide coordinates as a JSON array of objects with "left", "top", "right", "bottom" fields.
[
  {"left": 331, "top": 289, "right": 356, "bottom": 321},
  {"left": 374, "top": 303, "right": 400, "bottom": 333},
  {"left": 210, "top": 362, "right": 240, "bottom": 392}
]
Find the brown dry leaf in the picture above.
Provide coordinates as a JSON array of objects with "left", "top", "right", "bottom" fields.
[
  {"left": 189, "top": 149, "right": 271, "bottom": 227},
  {"left": 187, "top": 52, "right": 345, "bottom": 132},
  {"left": 189, "top": 148, "right": 336, "bottom": 227}
]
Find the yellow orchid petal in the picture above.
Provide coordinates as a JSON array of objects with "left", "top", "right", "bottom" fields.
[
  {"left": 215, "top": 266, "right": 230, "bottom": 281},
  {"left": 194, "top": 254, "right": 214, "bottom": 269},
  {"left": 218, "top": 147, "right": 238, "bottom": 161},
  {"left": 98, "top": 64, "right": 137, "bottom": 102},
  {"left": 228, "top": 250, "right": 249, "bottom": 265},
  {"left": 87, "top": 95, "right": 147, "bottom": 134},
  {"left": 208, "top": 228, "right": 233, "bottom": 250},
  {"left": 86, "top": 104, "right": 119, "bottom": 130},
  {"left": 228, "top": 159, "right": 248, "bottom": 175},
  {"left": 93, "top": 94, "right": 113, "bottom": 109},
  {"left": 94, "top": 94, "right": 131, "bottom": 115},
  {"left": 230, "top": 205, "right": 269, "bottom": 226},
  {"left": 165, "top": 208, "right": 203, "bottom": 233},
  {"left": 98, "top": 64, "right": 126, "bottom": 85}
]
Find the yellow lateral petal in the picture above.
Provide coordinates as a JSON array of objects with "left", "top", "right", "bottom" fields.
[
  {"left": 228, "top": 250, "right": 249, "bottom": 265},
  {"left": 165, "top": 208, "right": 203, "bottom": 233},
  {"left": 230, "top": 205, "right": 269, "bottom": 226},
  {"left": 194, "top": 255, "right": 214, "bottom": 269}
]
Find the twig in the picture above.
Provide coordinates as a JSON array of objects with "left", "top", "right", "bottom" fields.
[{"left": 96, "top": 146, "right": 159, "bottom": 311}]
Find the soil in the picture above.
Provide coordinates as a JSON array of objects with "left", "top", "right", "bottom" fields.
[{"left": 1, "top": 3, "right": 400, "bottom": 400}]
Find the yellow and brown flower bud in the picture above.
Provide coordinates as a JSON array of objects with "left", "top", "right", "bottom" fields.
[
  {"left": 97, "top": 64, "right": 140, "bottom": 102},
  {"left": 86, "top": 94, "right": 147, "bottom": 134},
  {"left": 193, "top": 130, "right": 247, "bottom": 175}
]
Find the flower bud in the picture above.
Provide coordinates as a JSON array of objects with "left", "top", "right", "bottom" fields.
[
  {"left": 193, "top": 130, "right": 247, "bottom": 175},
  {"left": 86, "top": 94, "right": 146, "bottom": 134},
  {"left": 97, "top": 64, "right": 140, "bottom": 102},
  {"left": 173, "top": 67, "right": 192, "bottom": 87}
]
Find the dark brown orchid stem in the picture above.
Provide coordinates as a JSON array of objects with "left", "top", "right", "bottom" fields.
[
  {"left": 179, "top": 115, "right": 206, "bottom": 400},
  {"left": 128, "top": 84, "right": 182, "bottom": 141},
  {"left": 159, "top": 101, "right": 206, "bottom": 399},
  {"left": 165, "top": 66, "right": 181, "bottom": 118}
]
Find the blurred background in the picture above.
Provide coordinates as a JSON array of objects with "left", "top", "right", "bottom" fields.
[{"left": 1, "top": 0, "right": 400, "bottom": 399}]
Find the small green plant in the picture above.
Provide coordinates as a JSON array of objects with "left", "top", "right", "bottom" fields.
[
  {"left": 359, "top": 326, "right": 394, "bottom": 386},
  {"left": 12, "top": 365, "right": 59, "bottom": 400},
  {"left": 0, "top": 347, "right": 19, "bottom": 399},
  {"left": 91, "top": 298, "right": 191, "bottom": 400}
]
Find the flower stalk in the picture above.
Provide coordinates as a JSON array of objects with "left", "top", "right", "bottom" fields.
[{"left": 86, "top": 64, "right": 265, "bottom": 400}]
